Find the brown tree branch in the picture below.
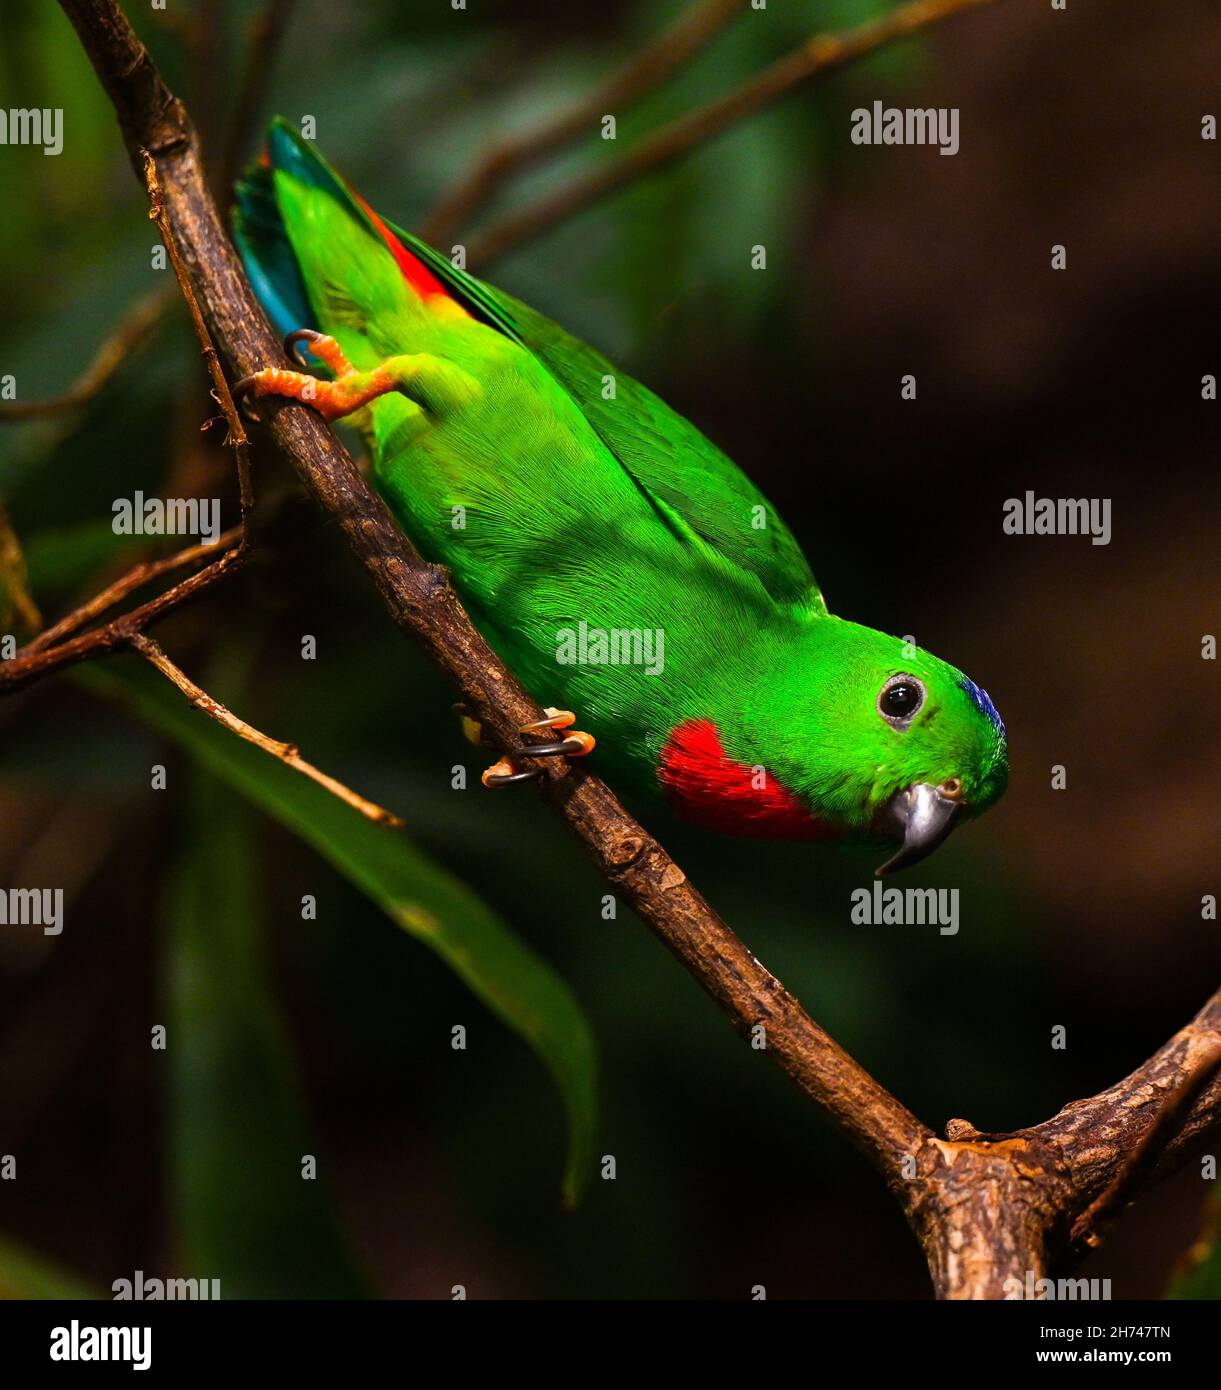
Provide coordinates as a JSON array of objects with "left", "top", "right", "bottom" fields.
[
  {"left": 1067, "top": 1032, "right": 1221, "bottom": 1251},
  {"left": 1037, "top": 990, "right": 1221, "bottom": 1209},
  {"left": 420, "top": 0, "right": 747, "bottom": 247},
  {"left": 46, "top": 0, "right": 1221, "bottom": 1300},
  {"left": 906, "top": 988, "right": 1221, "bottom": 1298},
  {"left": 465, "top": 0, "right": 1000, "bottom": 268}
]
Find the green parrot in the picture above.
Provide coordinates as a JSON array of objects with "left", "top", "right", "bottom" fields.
[{"left": 233, "top": 120, "right": 1007, "bottom": 875}]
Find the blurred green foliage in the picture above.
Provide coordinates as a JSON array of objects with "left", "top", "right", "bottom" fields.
[
  {"left": 1167, "top": 1185, "right": 1221, "bottom": 1299},
  {"left": 0, "top": 1235, "right": 97, "bottom": 1300},
  {"left": 85, "top": 654, "right": 597, "bottom": 1212},
  {"left": 164, "top": 745, "right": 367, "bottom": 1296}
]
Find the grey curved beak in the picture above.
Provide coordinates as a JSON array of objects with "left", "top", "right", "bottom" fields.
[{"left": 874, "top": 782, "right": 963, "bottom": 877}]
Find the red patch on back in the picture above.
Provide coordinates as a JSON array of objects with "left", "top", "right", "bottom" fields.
[
  {"left": 658, "top": 719, "right": 837, "bottom": 841},
  {"left": 350, "top": 190, "right": 457, "bottom": 305}
]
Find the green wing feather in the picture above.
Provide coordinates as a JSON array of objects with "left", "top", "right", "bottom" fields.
[{"left": 390, "top": 224, "right": 825, "bottom": 614}]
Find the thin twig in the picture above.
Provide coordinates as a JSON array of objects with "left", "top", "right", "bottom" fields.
[
  {"left": 0, "top": 544, "right": 242, "bottom": 693},
  {"left": 142, "top": 150, "right": 254, "bottom": 525},
  {"left": 0, "top": 287, "right": 172, "bottom": 421},
  {"left": 220, "top": 0, "right": 297, "bottom": 202},
  {"left": 420, "top": 0, "right": 746, "bottom": 246},
  {"left": 466, "top": 0, "right": 1000, "bottom": 267},
  {"left": 0, "top": 502, "right": 43, "bottom": 635},
  {"left": 0, "top": 143, "right": 254, "bottom": 694},
  {"left": 22, "top": 526, "right": 242, "bottom": 656},
  {"left": 128, "top": 632, "right": 405, "bottom": 827}
]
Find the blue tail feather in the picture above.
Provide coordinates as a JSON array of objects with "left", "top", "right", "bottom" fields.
[{"left": 232, "top": 161, "right": 315, "bottom": 340}]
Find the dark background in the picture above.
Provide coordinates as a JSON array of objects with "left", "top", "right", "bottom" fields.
[{"left": 0, "top": 0, "right": 1217, "bottom": 1298}]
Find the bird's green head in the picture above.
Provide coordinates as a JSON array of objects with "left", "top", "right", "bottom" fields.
[{"left": 763, "top": 617, "right": 1008, "bottom": 874}]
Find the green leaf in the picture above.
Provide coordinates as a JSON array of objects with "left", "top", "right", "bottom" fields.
[
  {"left": 167, "top": 767, "right": 368, "bottom": 1297},
  {"left": 78, "top": 659, "right": 597, "bottom": 1206},
  {"left": 1166, "top": 1181, "right": 1221, "bottom": 1299},
  {"left": 0, "top": 1235, "right": 97, "bottom": 1300},
  {"left": 23, "top": 520, "right": 150, "bottom": 596}
]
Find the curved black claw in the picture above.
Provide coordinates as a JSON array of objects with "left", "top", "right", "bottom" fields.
[
  {"left": 483, "top": 764, "right": 544, "bottom": 787},
  {"left": 231, "top": 374, "right": 263, "bottom": 422},
  {"left": 284, "top": 327, "right": 325, "bottom": 368},
  {"left": 521, "top": 737, "right": 589, "bottom": 758}
]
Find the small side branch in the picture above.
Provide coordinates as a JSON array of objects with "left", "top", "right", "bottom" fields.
[
  {"left": 220, "top": 0, "right": 298, "bottom": 200},
  {"left": 1047, "top": 991, "right": 1221, "bottom": 1253},
  {"left": 0, "top": 287, "right": 171, "bottom": 422},
  {"left": 142, "top": 151, "right": 254, "bottom": 525},
  {"left": 420, "top": 0, "right": 747, "bottom": 245},
  {"left": 905, "top": 987, "right": 1221, "bottom": 1298},
  {"left": 466, "top": 0, "right": 999, "bottom": 267},
  {"left": 21, "top": 527, "right": 242, "bottom": 657},
  {"left": 0, "top": 143, "right": 253, "bottom": 697},
  {"left": 0, "top": 503, "right": 43, "bottom": 635},
  {"left": 129, "top": 632, "right": 405, "bottom": 828},
  {"left": 0, "top": 541, "right": 243, "bottom": 694}
]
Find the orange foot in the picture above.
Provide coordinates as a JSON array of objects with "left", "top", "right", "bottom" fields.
[
  {"left": 479, "top": 708, "right": 596, "bottom": 788},
  {"left": 235, "top": 329, "right": 479, "bottom": 423},
  {"left": 235, "top": 330, "right": 395, "bottom": 422}
]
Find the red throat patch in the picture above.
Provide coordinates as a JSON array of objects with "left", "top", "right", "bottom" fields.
[{"left": 657, "top": 719, "right": 838, "bottom": 841}]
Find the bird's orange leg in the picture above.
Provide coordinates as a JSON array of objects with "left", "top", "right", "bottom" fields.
[{"left": 235, "top": 329, "right": 480, "bottom": 423}]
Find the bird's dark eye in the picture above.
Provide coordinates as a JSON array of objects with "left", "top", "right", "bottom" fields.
[
  {"left": 882, "top": 683, "right": 919, "bottom": 716},
  {"left": 878, "top": 675, "right": 925, "bottom": 726}
]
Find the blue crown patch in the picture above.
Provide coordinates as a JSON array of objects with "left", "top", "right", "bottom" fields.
[{"left": 959, "top": 676, "right": 1005, "bottom": 738}]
